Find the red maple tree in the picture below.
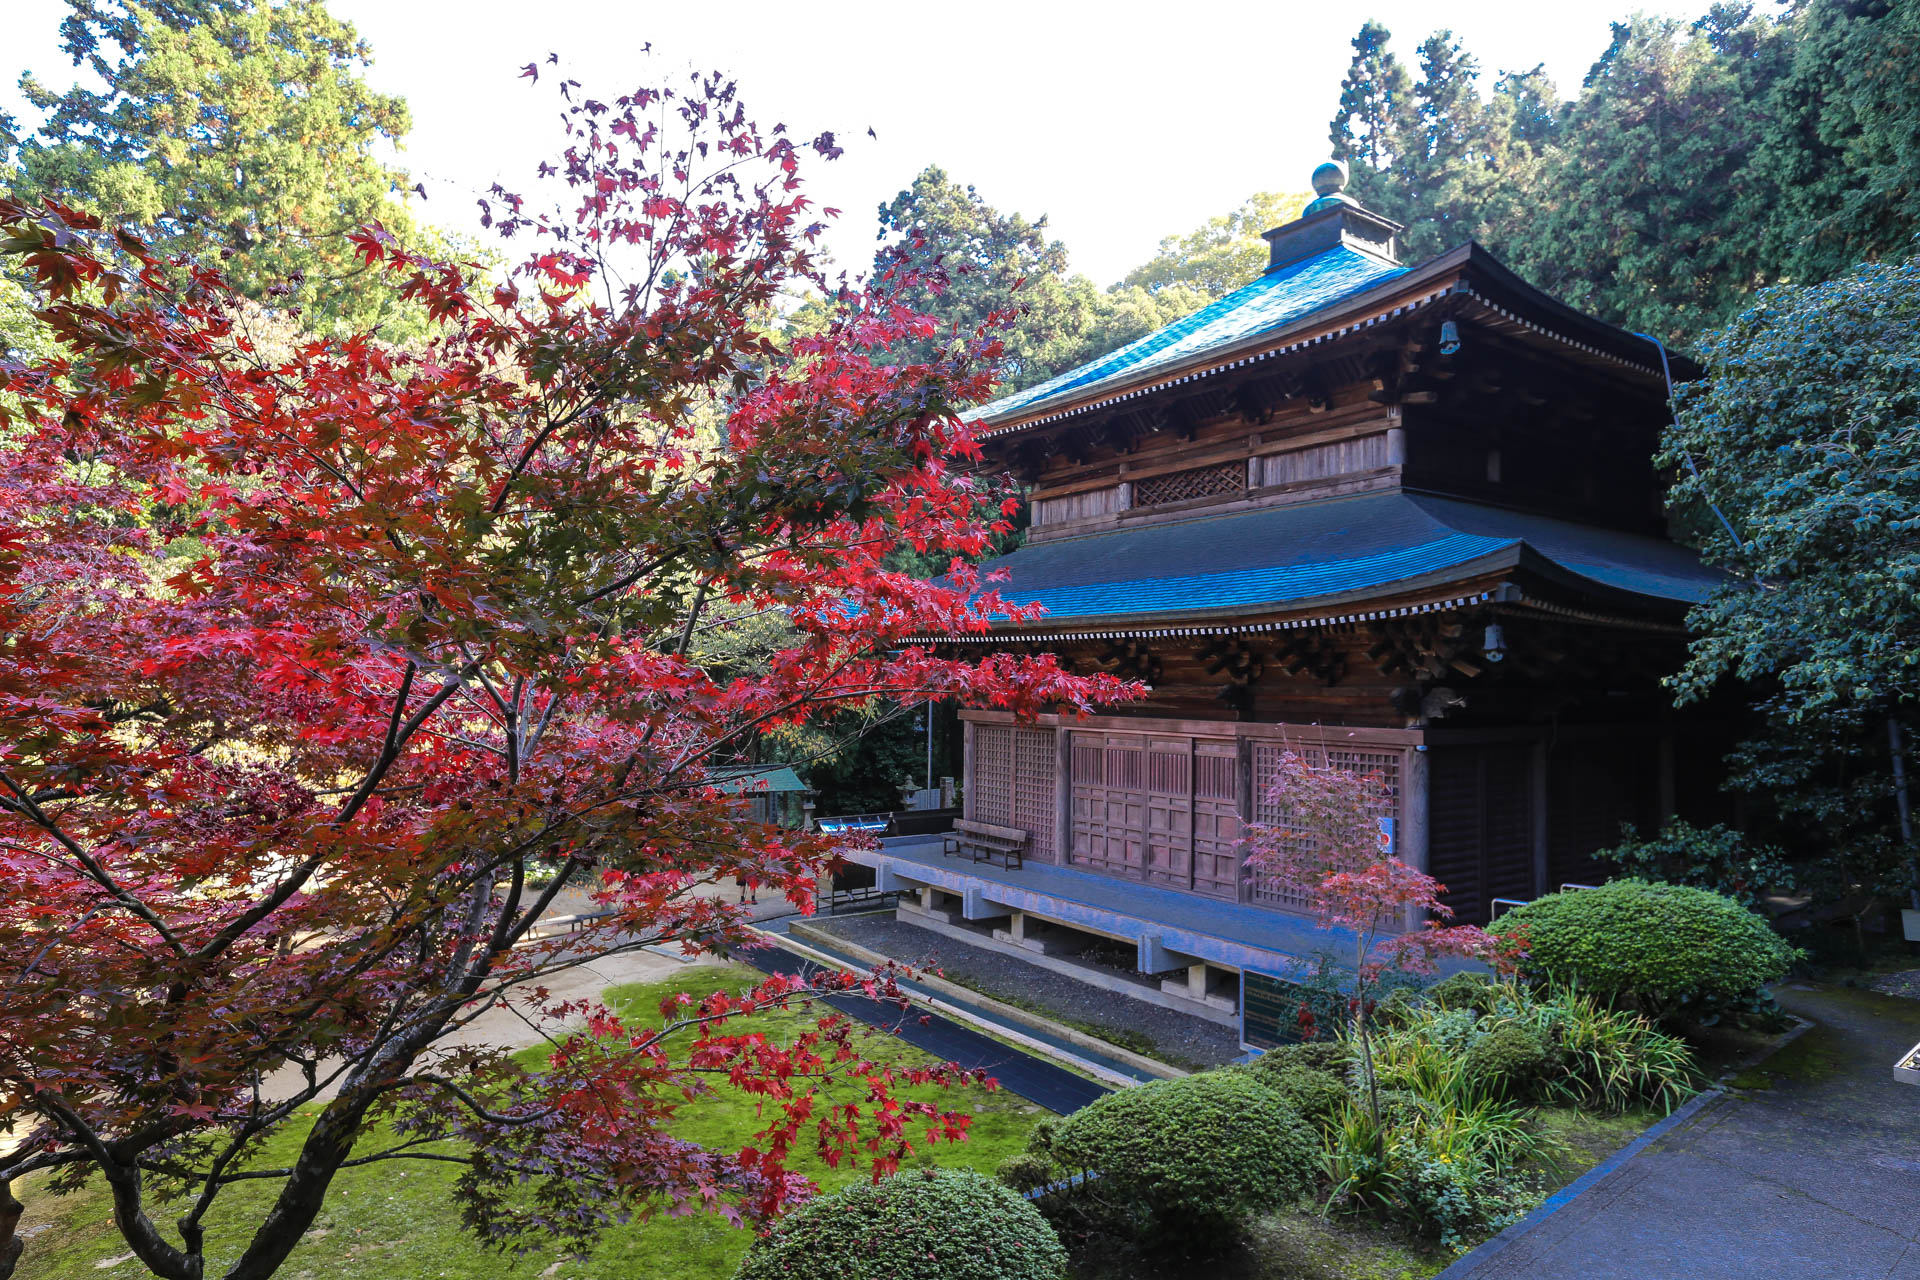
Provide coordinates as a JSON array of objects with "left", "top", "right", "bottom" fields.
[
  {"left": 1242, "top": 750, "right": 1493, "bottom": 1125},
  {"left": 0, "top": 69, "right": 1130, "bottom": 1280}
]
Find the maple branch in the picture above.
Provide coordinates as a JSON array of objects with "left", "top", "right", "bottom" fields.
[{"left": 0, "top": 771, "right": 185, "bottom": 957}]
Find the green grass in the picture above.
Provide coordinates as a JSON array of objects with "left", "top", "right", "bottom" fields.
[{"left": 13, "top": 964, "right": 1049, "bottom": 1280}]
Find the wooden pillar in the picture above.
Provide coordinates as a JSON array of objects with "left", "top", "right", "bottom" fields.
[
  {"left": 1402, "top": 742, "right": 1430, "bottom": 931},
  {"left": 1531, "top": 738, "right": 1551, "bottom": 899},
  {"left": 1055, "top": 726, "right": 1073, "bottom": 867}
]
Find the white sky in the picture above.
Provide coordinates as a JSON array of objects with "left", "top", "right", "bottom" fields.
[{"left": 5, "top": 0, "right": 1706, "bottom": 286}]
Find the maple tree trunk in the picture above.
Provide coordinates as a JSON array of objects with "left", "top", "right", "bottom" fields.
[
  {"left": 220, "top": 1096, "right": 373, "bottom": 1280},
  {"left": 1, "top": 1178, "right": 22, "bottom": 1280}
]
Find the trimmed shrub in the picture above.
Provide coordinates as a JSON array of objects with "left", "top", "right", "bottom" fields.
[
  {"left": 1489, "top": 879, "right": 1800, "bottom": 1026},
  {"left": 1427, "top": 971, "right": 1498, "bottom": 1014},
  {"left": 1460, "top": 1021, "right": 1551, "bottom": 1098},
  {"left": 732, "top": 1168, "right": 1066, "bottom": 1280},
  {"left": 1024, "top": 1071, "right": 1318, "bottom": 1249},
  {"left": 1248, "top": 1055, "right": 1349, "bottom": 1124}
]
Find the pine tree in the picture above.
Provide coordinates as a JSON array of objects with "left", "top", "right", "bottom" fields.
[{"left": 9, "top": 0, "right": 428, "bottom": 333}]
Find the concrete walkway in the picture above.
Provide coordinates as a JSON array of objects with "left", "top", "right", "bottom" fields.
[{"left": 1443, "top": 982, "right": 1920, "bottom": 1280}]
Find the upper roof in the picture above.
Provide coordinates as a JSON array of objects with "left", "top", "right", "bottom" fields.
[
  {"left": 966, "top": 180, "right": 1686, "bottom": 437},
  {"left": 962, "top": 491, "right": 1721, "bottom": 632},
  {"left": 971, "top": 242, "right": 1407, "bottom": 426}
]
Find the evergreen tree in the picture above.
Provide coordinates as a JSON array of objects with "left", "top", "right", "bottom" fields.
[
  {"left": 1329, "top": 19, "right": 1416, "bottom": 215},
  {"left": 1754, "top": 0, "right": 1920, "bottom": 283},
  {"left": 1506, "top": 10, "right": 1786, "bottom": 343},
  {"left": 8, "top": 0, "right": 427, "bottom": 332}
]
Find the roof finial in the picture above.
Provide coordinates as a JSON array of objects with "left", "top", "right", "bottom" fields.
[{"left": 1303, "top": 159, "right": 1357, "bottom": 217}]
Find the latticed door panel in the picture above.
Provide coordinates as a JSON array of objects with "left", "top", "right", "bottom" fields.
[
  {"left": 1011, "top": 728, "right": 1057, "bottom": 863},
  {"left": 1191, "top": 741, "right": 1241, "bottom": 900},
  {"left": 1548, "top": 739, "right": 1656, "bottom": 890},
  {"left": 1069, "top": 733, "right": 1148, "bottom": 879},
  {"left": 970, "top": 725, "right": 1014, "bottom": 827},
  {"left": 968, "top": 724, "right": 1057, "bottom": 859},
  {"left": 1248, "top": 742, "right": 1404, "bottom": 912},
  {"left": 1142, "top": 739, "right": 1192, "bottom": 888}
]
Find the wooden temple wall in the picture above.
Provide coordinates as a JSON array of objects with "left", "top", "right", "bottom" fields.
[
  {"left": 963, "top": 713, "right": 1419, "bottom": 909},
  {"left": 962, "top": 712, "right": 1681, "bottom": 924}
]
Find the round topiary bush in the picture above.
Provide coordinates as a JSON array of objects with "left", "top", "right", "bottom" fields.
[
  {"left": 1247, "top": 1053, "right": 1350, "bottom": 1123},
  {"left": 1461, "top": 1020, "right": 1551, "bottom": 1098},
  {"left": 732, "top": 1168, "right": 1066, "bottom": 1280},
  {"left": 1039, "top": 1070, "right": 1319, "bottom": 1248},
  {"left": 1488, "top": 879, "right": 1800, "bottom": 1026},
  {"left": 1426, "top": 971, "right": 1498, "bottom": 1014}
]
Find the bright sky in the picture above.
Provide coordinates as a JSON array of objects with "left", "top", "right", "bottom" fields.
[{"left": 5, "top": 0, "right": 1704, "bottom": 285}]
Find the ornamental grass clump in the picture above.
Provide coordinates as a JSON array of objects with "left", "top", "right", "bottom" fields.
[
  {"left": 1488, "top": 879, "right": 1801, "bottom": 1028},
  {"left": 732, "top": 1169, "right": 1067, "bottom": 1280}
]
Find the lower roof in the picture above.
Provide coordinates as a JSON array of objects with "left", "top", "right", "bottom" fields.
[{"left": 969, "top": 492, "right": 1722, "bottom": 629}]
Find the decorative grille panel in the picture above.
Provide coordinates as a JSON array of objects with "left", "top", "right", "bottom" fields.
[
  {"left": 1012, "top": 728, "right": 1057, "bottom": 861},
  {"left": 1195, "top": 752, "right": 1236, "bottom": 801},
  {"left": 970, "top": 725, "right": 1013, "bottom": 827},
  {"left": 967, "top": 725, "right": 1057, "bottom": 861},
  {"left": 1132, "top": 462, "right": 1246, "bottom": 508},
  {"left": 1249, "top": 742, "right": 1403, "bottom": 912}
]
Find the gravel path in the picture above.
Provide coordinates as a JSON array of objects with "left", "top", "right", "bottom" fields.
[
  {"left": 1869, "top": 967, "right": 1920, "bottom": 999},
  {"left": 810, "top": 914, "right": 1245, "bottom": 1070}
]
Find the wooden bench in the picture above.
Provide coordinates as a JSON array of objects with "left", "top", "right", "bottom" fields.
[{"left": 942, "top": 819, "right": 1029, "bottom": 870}]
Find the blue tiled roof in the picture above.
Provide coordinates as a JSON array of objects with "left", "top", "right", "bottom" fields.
[
  {"left": 971, "top": 244, "right": 1408, "bottom": 426},
  {"left": 972, "top": 493, "right": 1721, "bottom": 625}
]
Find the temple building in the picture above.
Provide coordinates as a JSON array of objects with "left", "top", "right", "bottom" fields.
[{"left": 843, "top": 163, "right": 1730, "bottom": 1037}]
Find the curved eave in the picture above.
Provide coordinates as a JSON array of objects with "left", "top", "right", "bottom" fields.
[{"left": 911, "top": 565, "right": 1693, "bottom": 648}]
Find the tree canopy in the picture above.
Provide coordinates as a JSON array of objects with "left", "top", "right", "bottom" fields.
[
  {"left": 1324, "top": 2, "right": 1920, "bottom": 342},
  {"left": 7, "top": 0, "right": 429, "bottom": 332},
  {"left": 0, "top": 67, "right": 1128, "bottom": 1280}
]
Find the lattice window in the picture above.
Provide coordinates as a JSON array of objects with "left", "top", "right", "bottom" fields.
[
  {"left": 1146, "top": 748, "right": 1189, "bottom": 796},
  {"left": 970, "top": 725, "right": 1013, "bottom": 827},
  {"left": 969, "top": 724, "right": 1056, "bottom": 859},
  {"left": 1249, "top": 742, "right": 1403, "bottom": 912},
  {"left": 1132, "top": 462, "right": 1246, "bottom": 508},
  {"left": 1012, "top": 729, "right": 1057, "bottom": 861}
]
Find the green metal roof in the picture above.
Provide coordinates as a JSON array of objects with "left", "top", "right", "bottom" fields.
[
  {"left": 969, "top": 243, "right": 1408, "bottom": 427},
  {"left": 971, "top": 493, "right": 1720, "bottom": 626},
  {"left": 706, "top": 765, "right": 808, "bottom": 794}
]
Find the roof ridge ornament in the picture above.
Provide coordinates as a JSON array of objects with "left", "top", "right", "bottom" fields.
[
  {"left": 1261, "top": 158, "right": 1402, "bottom": 274},
  {"left": 1303, "top": 159, "right": 1357, "bottom": 216}
]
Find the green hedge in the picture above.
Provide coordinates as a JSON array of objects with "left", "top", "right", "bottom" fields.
[
  {"left": 1488, "top": 879, "right": 1799, "bottom": 1026},
  {"left": 1013, "top": 1070, "right": 1318, "bottom": 1249},
  {"left": 732, "top": 1169, "right": 1065, "bottom": 1280}
]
